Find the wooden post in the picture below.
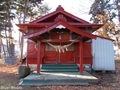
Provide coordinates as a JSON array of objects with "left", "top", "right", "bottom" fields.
[
  {"left": 37, "top": 40, "right": 41, "bottom": 74},
  {"left": 26, "top": 40, "right": 29, "bottom": 66},
  {"left": 79, "top": 38, "right": 84, "bottom": 73}
]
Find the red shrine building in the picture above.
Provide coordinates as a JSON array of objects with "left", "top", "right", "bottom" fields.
[{"left": 17, "top": 5, "right": 115, "bottom": 73}]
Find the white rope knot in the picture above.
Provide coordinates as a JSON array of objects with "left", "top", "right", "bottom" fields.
[
  {"left": 41, "top": 36, "right": 80, "bottom": 53},
  {"left": 47, "top": 42, "right": 73, "bottom": 53}
]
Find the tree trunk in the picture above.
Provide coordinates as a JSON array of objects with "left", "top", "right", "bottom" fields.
[
  {"left": 5, "top": 0, "right": 12, "bottom": 57},
  {"left": 1, "top": 38, "right": 6, "bottom": 58},
  {"left": 20, "top": 0, "right": 29, "bottom": 62}
]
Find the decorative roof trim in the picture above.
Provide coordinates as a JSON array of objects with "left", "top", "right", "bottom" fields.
[{"left": 24, "top": 20, "right": 96, "bottom": 39}]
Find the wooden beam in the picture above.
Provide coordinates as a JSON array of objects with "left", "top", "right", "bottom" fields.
[
  {"left": 17, "top": 23, "right": 103, "bottom": 28},
  {"left": 37, "top": 40, "right": 41, "bottom": 73},
  {"left": 41, "top": 39, "right": 79, "bottom": 43},
  {"left": 79, "top": 38, "right": 84, "bottom": 73}
]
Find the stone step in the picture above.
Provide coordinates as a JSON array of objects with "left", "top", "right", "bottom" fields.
[
  {"left": 41, "top": 64, "right": 78, "bottom": 68},
  {"left": 20, "top": 79, "right": 90, "bottom": 86},
  {"left": 41, "top": 68, "right": 79, "bottom": 72},
  {"left": 19, "top": 72, "right": 99, "bottom": 86},
  {"left": 41, "top": 64, "right": 79, "bottom": 72}
]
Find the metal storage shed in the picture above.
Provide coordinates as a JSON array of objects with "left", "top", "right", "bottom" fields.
[{"left": 92, "top": 37, "right": 115, "bottom": 71}]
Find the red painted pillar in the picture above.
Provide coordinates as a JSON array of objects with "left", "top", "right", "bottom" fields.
[
  {"left": 26, "top": 40, "right": 29, "bottom": 66},
  {"left": 37, "top": 40, "right": 41, "bottom": 74},
  {"left": 79, "top": 38, "right": 84, "bottom": 73}
]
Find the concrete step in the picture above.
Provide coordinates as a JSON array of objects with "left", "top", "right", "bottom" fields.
[
  {"left": 41, "top": 64, "right": 79, "bottom": 72},
  {"left": 42, "top": 64, "right": 77, "bottom": 68},
  {"left": 19, "top": 72, "right": 99, "bottom": 86},
  {"left": 41, "top": 68, "right": 79, "bottom": 72},
  {"left": 20, "top": 79, "right": 90, "bottom": 86},
  {"left": 20, "top": 82, "right": 89, "bottom": 86}
]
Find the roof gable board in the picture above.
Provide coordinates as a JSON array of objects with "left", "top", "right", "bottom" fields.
[
  {"left": 29, "top": 5, "right": 90, "bottom": 24},
  {"left": 24, "top": 20, "right": 96, "bottom": 39}
]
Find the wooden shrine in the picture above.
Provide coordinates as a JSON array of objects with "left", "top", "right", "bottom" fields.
[{"left": 16, "top": 5, "right": 103, "bottom": 74}]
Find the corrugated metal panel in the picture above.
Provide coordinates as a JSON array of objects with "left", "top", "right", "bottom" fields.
[{"left": 92, "top": 37, "right": 115, "bottom": 71}]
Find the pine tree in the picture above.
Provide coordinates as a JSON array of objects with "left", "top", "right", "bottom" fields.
[{"left": 15, "top": 0, "right": 50, "bottom": 62}]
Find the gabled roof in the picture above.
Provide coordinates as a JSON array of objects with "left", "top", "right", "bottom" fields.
[
  {"left": 16, "top": 5, "right": 104, "bottom": 42},
  {"left": 16, "top": 5, "right": 103, "bottom": 33},
  {"left": 29, "top": 5, "right": 90, "bottom": 24},
  {"left": 24, "top": 19, "right": 96, "bottom": 39}
]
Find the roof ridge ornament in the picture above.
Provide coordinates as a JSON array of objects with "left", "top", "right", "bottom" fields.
[
  {"left": 54, "top": 14, "right": 67, "bottom": 22},
  {"left": 56, "top": 5, "right": 64, "bottom": 11}
]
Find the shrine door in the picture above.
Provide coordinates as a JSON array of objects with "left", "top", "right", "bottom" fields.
[{"left": 43, "top": 43, "right": 75, "bottom": 64}]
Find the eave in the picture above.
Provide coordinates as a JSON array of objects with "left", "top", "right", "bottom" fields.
[
  {"left": 24, "top": 20, "right": 97, "bottom": 40},
  {"left": 16, "top": 22, "right": 103, "bottom": 33}
]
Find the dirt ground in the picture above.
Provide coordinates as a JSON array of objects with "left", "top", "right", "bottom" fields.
[{"left": 0, "top": 60, "right": 120, "bottom": 90}]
